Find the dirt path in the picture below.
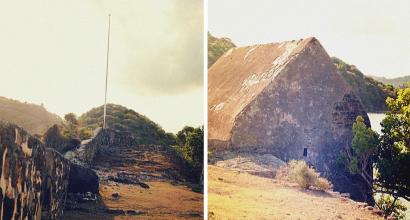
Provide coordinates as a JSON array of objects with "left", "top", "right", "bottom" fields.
[
  {"left": 64, "top": 181, "right": 203, "bottom": 219},
  {"left": 208, "top": 165, "right": 382, "bottom": 220}
]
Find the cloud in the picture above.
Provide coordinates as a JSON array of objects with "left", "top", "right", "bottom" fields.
[{"left": 110, "top": 0, "right": 204, "bottom": 96}]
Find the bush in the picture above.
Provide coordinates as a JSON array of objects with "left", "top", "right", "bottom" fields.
[
  {"left": 376, "top": 194, "right": 407, "bottom": 219},
  {"left": 277, "top": 160, "right": 332, "bottom": 191},
  {"left": 78, "top": 127, "right": 93, "bottom": 140}
]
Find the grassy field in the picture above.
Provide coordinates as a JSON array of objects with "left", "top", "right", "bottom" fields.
[{"left": 208, "top": 165, "right": 383, "bottom": 220}]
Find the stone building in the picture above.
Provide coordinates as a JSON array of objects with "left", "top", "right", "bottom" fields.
[{"left": 208, "top": 37, "right": 372, "bottom": 203}]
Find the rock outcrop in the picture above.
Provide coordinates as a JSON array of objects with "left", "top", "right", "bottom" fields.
[
  {"left": 67, "top": 163, "right": 99, "bottom": 194},
  {"left": 0, "top": 122, "right": 70, "bottom": 220},
  {"left": 208, "top": 37, "right": 372, "bottom": 203}
]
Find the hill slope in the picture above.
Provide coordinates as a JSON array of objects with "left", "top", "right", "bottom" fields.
[
  {"left": 209, "top": 165, "right": 383, "bottom": 220},
  {"left": 78, "top": 104, "right": 173, "bottom": 145},
  {"left": 332, "top": 57, "right": 396, "bottom": 112},
  {"left": 369, "top": 75, "right": 410, "bottom": 88},
  {"left": 208, "top": 32, "right": 236, "bottom": 67},
  {"left": 64, "top": 131, "right": 203, "bottom": 219},
  {"left": 0, "top": 96, "right": 62, "bottom": 135}
]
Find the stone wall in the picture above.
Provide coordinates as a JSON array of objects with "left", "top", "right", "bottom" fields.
[
  {"left": 0, "top": 123, "right": 70, "bottom": 220},
  {"left": 82, "top": 128, "right": 136, "bottom": 165}
]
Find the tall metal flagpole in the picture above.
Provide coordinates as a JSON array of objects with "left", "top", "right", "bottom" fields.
[{"left": 103, "top": 14, "right": 111, "bottom": 129}]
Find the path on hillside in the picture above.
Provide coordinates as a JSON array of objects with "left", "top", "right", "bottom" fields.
[
  {"left": 209, "top": 165, "right": 383, "bottom": 220},
  {"left": 64, "top": 144, "right": 203, "bottom": 219}
]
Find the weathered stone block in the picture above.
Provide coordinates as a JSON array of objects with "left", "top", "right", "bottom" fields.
[{"left": 208, "top": 37, "right": 373, "bottom": 203}]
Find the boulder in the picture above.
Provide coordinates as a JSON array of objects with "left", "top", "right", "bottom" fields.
[{"left": 67, "top": 163, "right": 99, "bottom": 193}]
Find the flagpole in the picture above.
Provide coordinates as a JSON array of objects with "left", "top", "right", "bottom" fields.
[{"left": 103, "top": 14, "right": 111, "bottom": 129}]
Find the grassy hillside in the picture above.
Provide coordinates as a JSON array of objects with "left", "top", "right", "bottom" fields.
[
  {"left": 208, "top": 32, "right": 236, "bottom": 68},
  {"left": 332, "top": 57, "right": 396, "bottom": 112},
  {"left": 78, "top": 104, "right": 173, "bottom": 145},
  {"left": 0, "top": 96, "right": 62, "bottom": 135},
  {"left": 369, "top": 75, "right": 410, "bottom": 88}
]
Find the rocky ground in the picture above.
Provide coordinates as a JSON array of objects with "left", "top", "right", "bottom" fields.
[
  {"left": 208, "top": 165, "right": 384, "bottom": 220},
  {"left": 63, "top": 144, "right": 203, "bottom": 219}
]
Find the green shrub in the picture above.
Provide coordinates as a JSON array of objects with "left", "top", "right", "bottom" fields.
[
  {"left": 78, "top": 127, "right": 93, "bottom": 140},
  {"left": 376, "top": 194, "right": 407, "bottom": 219}
]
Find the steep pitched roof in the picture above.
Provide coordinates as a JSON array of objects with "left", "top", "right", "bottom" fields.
[{"left": 208, "top": 37, "right": 321, "bottom": 141}]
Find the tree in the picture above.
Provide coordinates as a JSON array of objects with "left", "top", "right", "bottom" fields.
[
  {"left": 340, "top": 84, "right": 410, "bottom": 218},
  {"left": 63, "top": 113, "right": 79, "bottom": 139},
  {"left": 375, "top": 83, "right": 410, "bottom": 218},
  {"left": 176, "top": 126, "right": 195, "bottom": 146},
  {"left": 342, "top": 116, "right": 378, "bottom": 188},
  {"left": 185, "top": 126, "right": 204, "bottom": 168},
  {"left": 64, "top": 113, "right": 78, "bottom": 125}
]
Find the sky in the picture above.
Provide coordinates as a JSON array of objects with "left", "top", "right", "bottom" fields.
[
  {"left": 209, "top": 0, "right": 410, "bottom": 78},
  {"left": 0, "top": 0, "right": 204, "bottom": 133}
]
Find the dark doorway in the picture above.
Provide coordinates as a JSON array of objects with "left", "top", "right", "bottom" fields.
[{"left": 303, "top": 148, "right": 308, "bottom": 157}]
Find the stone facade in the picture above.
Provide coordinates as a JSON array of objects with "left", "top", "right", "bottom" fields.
[
  {"left": 0, "top": 123, "right": 70, "bottom": 220},
  {"left": 208, "top": 38, "right": 372, "bottom": 203}
]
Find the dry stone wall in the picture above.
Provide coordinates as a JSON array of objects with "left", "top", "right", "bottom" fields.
[{"left": 0, "top": 123, "right": 70, "bottom": 220}]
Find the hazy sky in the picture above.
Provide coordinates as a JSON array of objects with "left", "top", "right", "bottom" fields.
[
  {"left": 209, "top": 0, "right": 410, "bottom": 77},
  {"left": 0, "top": 0, "right": 204, "bottom": 133}
]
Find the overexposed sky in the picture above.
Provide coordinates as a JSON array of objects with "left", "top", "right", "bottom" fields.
[
  {"left": 209, "top": 0, "right": 410, "bottom": 77},
  {"left": 0, "top": 0, "right": 203, "bottom": 133}
]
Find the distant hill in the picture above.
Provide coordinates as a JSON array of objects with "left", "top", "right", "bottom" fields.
[
  {"left": 0, "top": 96, "right": 62, "bottom": 135},
  {"left": 78, "top": 104, "right": 173, "bottom": 145},
  {"left": 369, "top": 75, "right": 410, "bottom": 88},
  {"left": 331, "top": 57, "right": 396, "bottom": 112},
  {"left": 208, "top": 32, "right": 236, "bottom": 68}
]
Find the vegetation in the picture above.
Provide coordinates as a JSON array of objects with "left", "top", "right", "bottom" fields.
[
  {"left": 43, "top": 124, "right": 80, "bottom": 153},
  {"left": 374, "top": 83, "right": 410, "bottom": 218},
  {"left": 277, "top": 160, "right": 332, "bottom": 191},
  {"left": 176, "top": 126, "right": 195, "bottom": 146},
  {"left": 376, "top": 194, "right": 407, "bottom": 219},
  {"left": 332, "top": 57, "right": 396, "bottom": 112},
  {"left": 371, "top": 75, "right": 410, "bottom": 88},
  {"left": 340, "top": 116, "right": 378, "bottom": 188},
  {"left": 0, "top": 96, "right": 62, "bottom": 135},
  {"left": 78, "top": 104, "right": 173, "bottom": 145},
  {"left": 341, "top": 83, "right": 410, "bottom": 218},
  {"left": 174, "top": 126, "right": 204, "bottom": 182},
  {"left": 208, "top": 32, "right": 236, "bottom": 67}
]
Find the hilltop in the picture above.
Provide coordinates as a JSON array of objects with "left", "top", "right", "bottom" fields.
[
  {"left": 78, "top": 104, "right": 174, "bottom": 145},
  {"left": 332, "top": 57, "right": 396, "bottom": 112},
  {"left": 369, "top": 75, "right": 410, "bottom": 88},
  {"left": 0, "top": 96, "right": 62, "bottom": 135},
  {"left": 208, "top": 32, "right": 236, "bottom": 67}
]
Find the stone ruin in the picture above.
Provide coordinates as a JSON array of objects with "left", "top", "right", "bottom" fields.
[
  {"left": 208, "top": 37, "right": 373, "bottom": 203},
  {"left": 0, "top": 123, "right": 70, "bottom": 220}
]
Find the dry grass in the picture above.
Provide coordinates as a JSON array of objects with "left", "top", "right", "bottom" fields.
[
  {"left": 208, "top": 165, "right": 382, "bottom": 220},
  {"left": 276, "top": 160, "right": 332, "bottom": 191}
]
